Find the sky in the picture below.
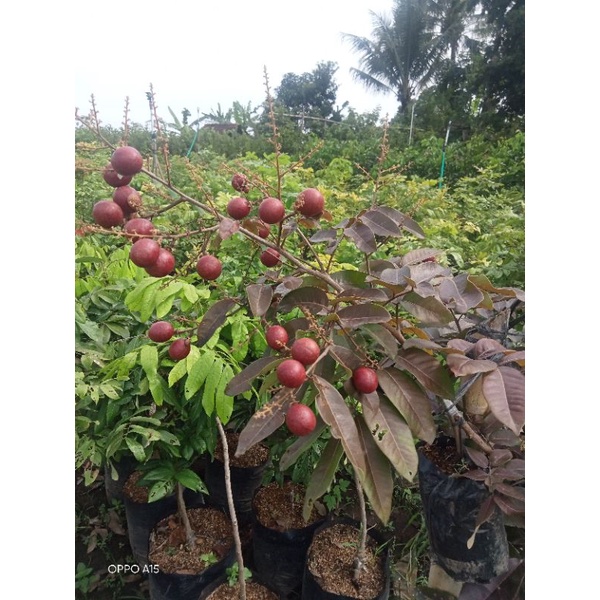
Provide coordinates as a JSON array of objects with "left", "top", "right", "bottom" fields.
[{"left": 75, "top": 0, "right": 401, "bottom": 128}]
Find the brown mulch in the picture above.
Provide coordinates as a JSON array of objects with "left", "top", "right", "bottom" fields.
[
  {"left": 253, "top": 480, "right": 322, "bottom": 531},
  {"left": 204, "top": 581, "right": 279, "bottom": 600},
  {"left": 148, "top": 507, "right": 233, "bottom": 575},
  {"left": 213, "top": 431, "right": 269, "bottom": 468},
  {"left": 306, "top": 522, "right": 387, "bottom": 599}
]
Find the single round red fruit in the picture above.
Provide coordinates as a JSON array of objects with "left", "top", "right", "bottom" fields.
[
  {"left": 197, "top": 254, "right": 222, "bottom": 280},
  {"left": 260, "top": 248, "right": 281, "bottom": 268},
  {"left": 286, "top": 403, "right": 317, "bottom": 436},
  {"left": 130, "top": 238, "right": 161, "bottom": 268},
  {"left": 257, "top": 222, "right": 271, "bottom": 239},
  {"left": 92, "top": 200, "right": 124, "bottom": 228},
  {"left": 295, "top": 188, "right": 325, "bottom": 217},
  {"left": 258, "top": 197, "right": 285, "bottom": 224},
  {"left": 145, "top": 248, "right": 175, "bottom": 277},
  {"left": 227, "top": 196, "right": 251, "bottom": 220},
  {"left": 111, "top": 146, "right": 144, "bottom": 176},
  {"left": 169, "top": 338, "right": 191, "bottom": 361},
  {"left": 265, "top": 325, "right": 289, "bottom": 351},
  {"left": 148, "top": 321, "right": 175, "bottom": 342},
  {"left": 124, "top": 218, "right": 155, "bottom": 242},
  {"left": 352, "top": 366, "right": 379, "bottom": 394},
  {"left": 276, "top": 359, "right": 307, "bottom": 388},
  {"left": 113, "top": 185, "right": 142, "bottom": 216},
  {"left": 102, "top": 164, "right": 133, "bottom": 188},
  {"left": 231, "top": 173, "right": 250, "bottom": 193},
  {"left": 291, "top": 338, "right": 321, "bottom": 365}
]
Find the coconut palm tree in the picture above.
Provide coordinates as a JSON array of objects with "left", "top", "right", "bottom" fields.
[
  {"left": 343, "top": 0, "right": 441, "bottom": 115},
  {"left": 344, "top": 0, "right": 485, "bottom": 115}
]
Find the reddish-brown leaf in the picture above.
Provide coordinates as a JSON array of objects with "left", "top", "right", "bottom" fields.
[
  {"left": 400, "top": 248, "right": 442, "bottom": 266},
  {"left": 225, "top": 356, "right": 281, "bottom": 396},
  {"left": 499, "top": 351, "right": 525, "bottom": 367},
  {"left": 375, "top": 206, "right": 425, "bottom": 238},
  {"left": 362, "top": 396, "right": 419, "bottom": 481},
  {"left": 399, "top": 292, "right": 454, "bottom": 325},
  {"left": 218, "top": 217, "right": 240, "bottom": 240},
  {"left": 377, "top": 367, "right": 436, "bottom": 443},
  {"left": 235, "top": 388, "right": 296, "bottom": 456},
  {"left": 313, "top": 375, "right": 366, "bottom": 477},
  {"left": 196, "top": 298, "right": 237, "bottom": 347},
  {"left": 337, "top": 304, "right": 391, "bottom": 329},
  {"left": 335, "top": 287, "right": 390, "bottom": 304},
  {"left": 362, "top": 324, "right": 400, "bottom": 358},
  {"left": 277, "top": 286, "right": 329, "bottom": 315},
  {"left": 302, "top": 437, "right": 344, "bottom": 521},
  {"left": 329, "top": 345, "right": 364, "bottom": 372},
  {"left": 356, "top": 418, "right": 394, "bottom": 524},
  {"left": 279, "top": 421, "right": 327, "bottom": 470},
  {"left": 446, "top": 354, "right": 498, "bottom": 377},
  {"left": 468, "top": 274, "right": 525, "bottom": 302},
  {"left": 344, "top": 222, "right": 377, "bottom": 254},
  {"left": 465, "top": 446, "right": 489, "bottom": 469},
  {"left": 360, "top": 209, "right": 401, "bottom": 238},
  {"left": 395, "top": 348, "right": 455, "bottom": 400},
  {"left": 246, "top": 284, "right": 273, "bottom": 317},
  {"left": 481, "top": 367, "right": 525, "bottom": 435}
]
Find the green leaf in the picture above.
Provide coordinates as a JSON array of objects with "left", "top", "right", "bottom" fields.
[
  {"left": 125, "top": 437, "right": 147, "bottom": 462},
  {"left": 215, "top": 364, "right": 235, "bottom": 424},
  {"left": 99, "top": 382, "right": 120, "bottom": 400},
  {"left": 201, "top": 359, "right": 223, "bottom": 416},
  {"left": 125, "top": 278, "right": 160, "bottom": 313},
  {"left": 185, "top": 350, "right": 215, "bottom": 399},
  {"left": 104, "top": 322, "right": 130, "bottom": 339},
  {"left": 140, "top": 345, "right": 159, "bottom": 378},
  {"left": 148, "top": 480, "right": 174, "bottom": 503},
  {"left": 168, "top": 357, "right": 189, "bottom": 387},
  {"left": 175, "top": 469, "right": 207, "bottom": 492},
  {"left": 148, "top": 373, "right": 166, "bottom": 406}
]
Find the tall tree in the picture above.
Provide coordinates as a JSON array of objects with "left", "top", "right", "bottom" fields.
[
  {"left": 343, "top": 0, "right": 440, "bottom": 115},
  {"left": 274, "top": 61, "right": 340, "bottom": 121},
  {"left": 476, "top": 0, "right": 525, "bottom": 120}
]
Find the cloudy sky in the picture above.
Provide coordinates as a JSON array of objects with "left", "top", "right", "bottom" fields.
[{"left": 75, "top": 0, "right": 400, "bottom": 127}]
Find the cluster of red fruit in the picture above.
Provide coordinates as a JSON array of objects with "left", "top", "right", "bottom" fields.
[
  {"left": 227, "top": 174, "right": 325, "bottom": 268},
  {"left": 92, "top": 146, "right": 177, "bottom": 278},
  {"left": 147, "top": 320, "right": 191, "bottom": 361},
  {"left": 264, "top": 325, "right": 379, "bottom": 437}
]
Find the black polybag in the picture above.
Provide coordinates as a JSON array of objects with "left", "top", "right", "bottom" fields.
[
  {"left": 252, "top": 513, "right": 324, "bottom": 596},
  {"left": 417, "top": 442, "right": 510, "bottom": 583}
]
